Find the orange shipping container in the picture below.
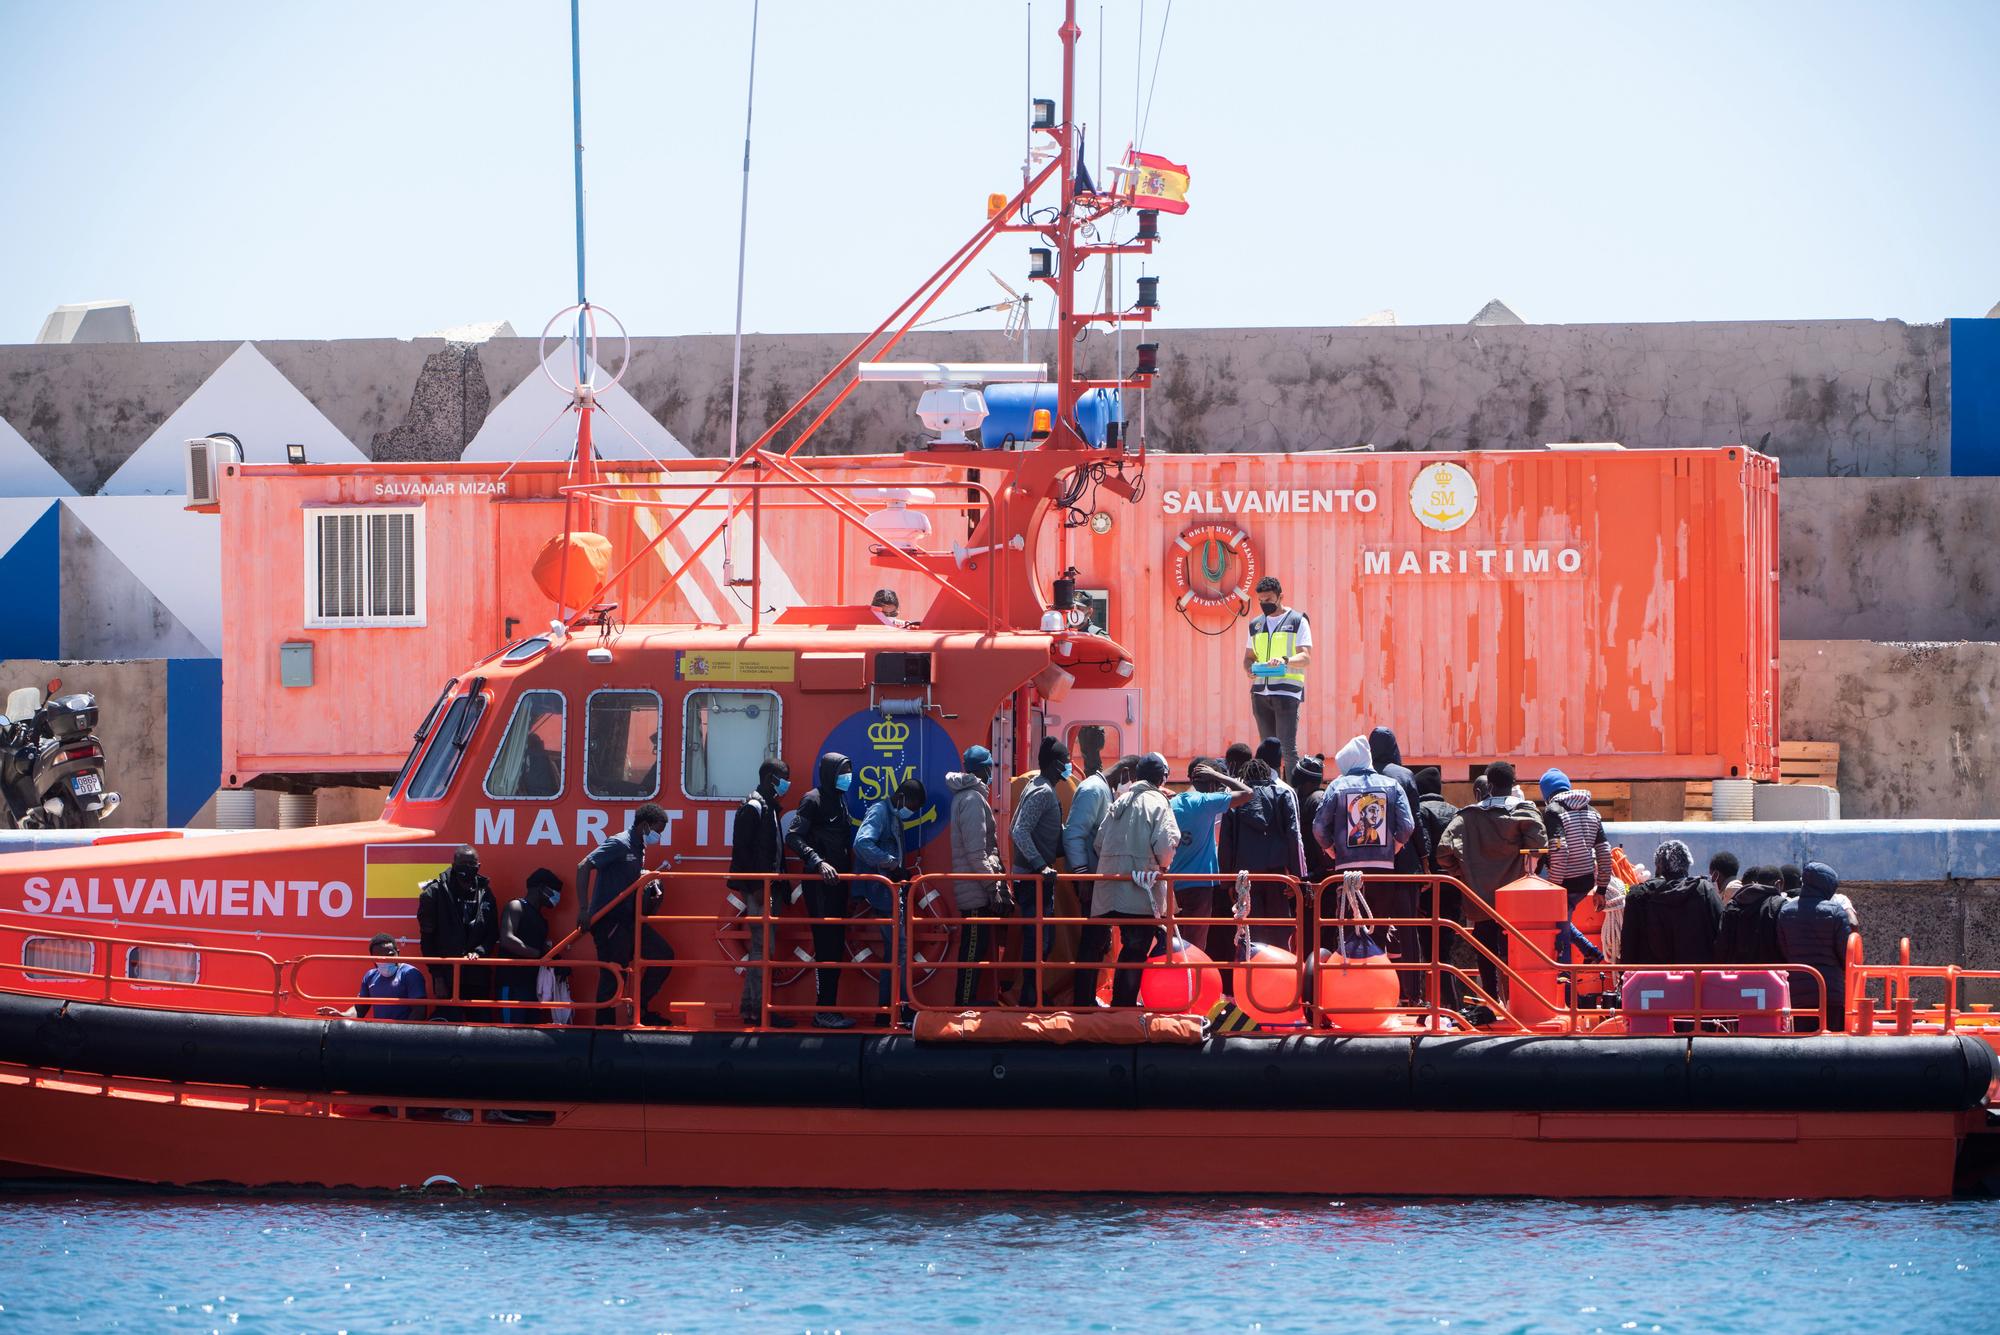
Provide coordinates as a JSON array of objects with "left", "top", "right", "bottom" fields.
[{"left": 220, "top": 447, "right": 1777, "bottom": 788}]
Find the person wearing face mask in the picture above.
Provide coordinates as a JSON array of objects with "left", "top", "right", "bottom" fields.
[
  {"left": 576, "top": 803, "right": 669, "bottom": 1026},
  {"left": 416, "top": 845, "right": 497, "bottom": 1021},
  {"left": 731, "top": 759, "right": 794, "bottom": 1027},
  {"left": 319, "top": 934, "right": 429, "bottom": 1020},
  {"left": 1243, "top": 575, "right": 1312, "bottom": 777},
  {"left": 1009, "top": 735, "right": 1072, "bottom": 1008},
  {"left": 870, "top": 588, "right": 910, "bottom": 628},
  {"left": 493, "top": 868, "right": 563, "bottom": 1023},
  {"left": 1087, "top": 753, "right": 1180, "bottom": 1007},
  {"left": 947, "top": 745, "right": 1007, "bottom": 1006},
  {"left": 854, "top": 776, "right": 927, "bottom": 1024},
  {"left": 786, "top": 753, "right": 859, "bottom": 1028}
]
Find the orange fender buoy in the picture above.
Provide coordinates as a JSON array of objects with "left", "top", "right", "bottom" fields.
[{"left": 1235, "top": 943, "right": 1304, "bottom": 1025}]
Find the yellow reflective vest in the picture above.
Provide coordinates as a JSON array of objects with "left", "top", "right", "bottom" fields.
[{"left": 1249, "top": 609, "right": 1308, "bottom": 697}]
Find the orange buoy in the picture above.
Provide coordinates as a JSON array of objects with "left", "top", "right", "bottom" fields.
[
  {"left": 1314, "top": 946, "right": 1399, "bottom": 1030},
  {"left": 1138, "top": 936, "right": 1223, "bottom": 1014},
  {"left": 532, "top": 530, "right": 613, "bottom": 606},
  {"left": 1235, "top": 943, "right": 1304, "bottom": 1025}
]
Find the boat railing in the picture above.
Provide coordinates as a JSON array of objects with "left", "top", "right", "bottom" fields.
[
  {"left": 284, "top": 952, "right": 628, "bottom": 1026},
  {"left": 635, "top": 870, "right": 921, "bottom": 1028},
  {"left": 0, "top": 872, "right": 1834, "bottom": 1035},
  {"left": 1851, "top": 934, "right": 2000, "bottom": 1036},
  {"left": 0, "top": 917, "right": 284, "bottom": 1016}
]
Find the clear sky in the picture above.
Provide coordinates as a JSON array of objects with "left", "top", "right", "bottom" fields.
[{"left": 3, "top": 0, "right": 1996, "bottom": 343}]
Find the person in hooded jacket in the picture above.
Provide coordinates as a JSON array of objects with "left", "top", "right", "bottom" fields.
[
  {"left": 417, "top": 845, "right": 497, "bottom": 1021},
  {"left": 785, "top": 753, "right": 859, "bottom": 1028},
  {"left": 1716, "top": 864, "right": 1787, "bottom": 968},
  {"left": 730, "top": 759, "right": 792, "bottom": 1026},
  {"left": 1220, "top": 757, "right": 1307, "bottom": 949},
  {"left": 1619, "top": 838, "right": 1724, "bottom": 969},
  {"left": 1777, "top": 860, "right": 1857, "bottom": 1032},
  {"left": 1315, "top": 735, "right": 1421, "bottom": 1004},
  {"left": 1086, "top": 753, "right": 1180, "bottom": 1007},
  {"left": 854, "top": 776, "right": 926, "bottom": 1023},
  {"left": 947, "top": 746, "right": 1007, "bottom": 1006}
]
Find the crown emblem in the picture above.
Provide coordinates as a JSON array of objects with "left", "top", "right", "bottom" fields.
[{"left": 868, "top": 717, "right": 911, "bottom": 752}]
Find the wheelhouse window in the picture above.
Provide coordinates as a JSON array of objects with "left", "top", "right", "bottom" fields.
[
  {"left": 305, "top": 507, "right": 425, "bottom": 627},
  {"left": 127, "top": 944, "right": 201, "bottom": 986},
  {"left": 23, "top": 937, "right": 95, "bottom": 981},
  {"left": 682, "top": 690, "right": 781, "bottom": 800},
  {"left": 406, "top": 689, "right": 487, "bottom": 802},
  {"left": 1067, "top": 723, "right": 1121, "bottom": 777},
  {"left": 485, "top": 690, "right": 566, "bottom": 799},
  {"left": 585, "top": 690, "right": 662, "bottom": 800}
]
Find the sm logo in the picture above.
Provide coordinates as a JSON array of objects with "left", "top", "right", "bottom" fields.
[
  {"left": 819, "top": 708, "right": 958, "bottom": 855},
  {"left": 1410, "top": 461, "right": 1478, "bottom": 533}
]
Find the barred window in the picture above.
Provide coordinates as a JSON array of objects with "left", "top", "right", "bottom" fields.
[{"left": 306, "top": 508, "right": 425, "bottom": 626}]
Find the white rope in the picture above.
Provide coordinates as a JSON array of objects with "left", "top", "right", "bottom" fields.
[{"left": 1231, "top": 868, "right": 1252, "bottom": 953}]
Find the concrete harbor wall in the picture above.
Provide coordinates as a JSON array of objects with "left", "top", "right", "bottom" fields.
[{"left": 2, "top": 314, "right": 1996, "bottom": 828}]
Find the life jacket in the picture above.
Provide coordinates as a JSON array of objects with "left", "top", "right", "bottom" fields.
[{"left": 1249, "top": 608, "right": 1308, "bottom": 697}]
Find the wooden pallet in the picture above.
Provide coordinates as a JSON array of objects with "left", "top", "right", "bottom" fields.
[{"left": 1778, "top": 739, "right": 1840, "bottom": 788}]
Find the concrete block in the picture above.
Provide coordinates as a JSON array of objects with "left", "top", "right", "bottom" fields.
[
  {"left": 1605, "top": 822, "right": 1801, "bottom": 876},
  {"left": 1753, "top": 784, "right": 1838, "bottom": 821},
  {"left": 1842, "top": 882, "right": 1959, "bottom": 1007},
  {"left": 1947, "top": 823, "right": 2000, "bottom": 880},
  {"left": 1795, "top": 821, "right": 1950, "bottom": 882}
]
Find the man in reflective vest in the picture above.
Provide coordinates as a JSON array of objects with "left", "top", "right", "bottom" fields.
[{"left": 1242, "top": 575, "right": 1311, "bottom": 776}]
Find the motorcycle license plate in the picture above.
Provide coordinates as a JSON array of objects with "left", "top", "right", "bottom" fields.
[{"left": 70, "top": 773, "right": 102, "bottom": 796}]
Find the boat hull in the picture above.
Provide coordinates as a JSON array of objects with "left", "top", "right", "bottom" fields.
[
  {"left": 0, "top": 1066, "right": 1977, "bottom": 1198},
  {"left": 0, "top": 995, "right": 1990, "bottom": 1197}
]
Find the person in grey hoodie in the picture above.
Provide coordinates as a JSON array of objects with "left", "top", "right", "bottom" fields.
[
  {"left": 1084, "top": 753, "right": 1180, "bottom": 1007},
  {"left": 947, "top": 746, "right": 1006, "bottom": 1006},
  {"left": 1009, "top": 734, "right": 1070, "bottom": 1007}
]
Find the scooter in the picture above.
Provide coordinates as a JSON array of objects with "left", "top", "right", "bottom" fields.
[{"left": 0, "top": 679, "right": 119, "bottom": 829}]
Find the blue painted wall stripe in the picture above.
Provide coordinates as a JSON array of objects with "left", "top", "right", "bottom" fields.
[
  {"left": 165, "top": 657, "right": 223, "bottom": 827},
  {"left": 1950, "top": 318, "right": 2000, "bottom": 476},
  {"left": 0, "top": 503, "right": 61, "bottom": 661}
]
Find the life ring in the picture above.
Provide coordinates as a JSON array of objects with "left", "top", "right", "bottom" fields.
[
  {"left": 846, "top": 883, "right": 951, "bottom": 987},
  {"left": 718, "top": 886, "right": 813, "bottom": 988},
  {"left": 1170, "top": 523, "right": 1257, "bottom": 614}
]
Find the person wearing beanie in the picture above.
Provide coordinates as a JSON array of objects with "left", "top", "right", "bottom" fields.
[
  {"left": 1255, "top": 736, "right": 1286, "bottom": 776},
  {"left": 1777, "top": 860, "right": 1858, "bottom": 1031},
  {"left": 1290, "top": 754, "right": 1337, "bottom": 887},
  {"left": 1620, "top": 838, "right": 1724, "bottom": 970},
  {"left": 947, "top": 745, "right": 1006, "bottom": 1006},
  {"left": 1538, "top": 767, "right": 1611, "bottom": 901}
]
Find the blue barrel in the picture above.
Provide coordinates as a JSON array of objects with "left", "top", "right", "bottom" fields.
[{"left": 980, "top": 384, "right": 1123, "bottom": 448}]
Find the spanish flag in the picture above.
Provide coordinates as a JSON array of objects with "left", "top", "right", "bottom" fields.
[
  {"left": 363, "top": 843, "right": 458, "bottom": 920},
  {"left": 1123, "top": 150, "right": 1191, "bottom": 214}
]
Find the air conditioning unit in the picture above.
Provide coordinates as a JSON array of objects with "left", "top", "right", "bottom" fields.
[{"left": 183, "top": 433, "right": 241, "bottom": 507}]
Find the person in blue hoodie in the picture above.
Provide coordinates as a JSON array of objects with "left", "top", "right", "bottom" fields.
[
  {"left": 854, "top": 776, "right": 927, "bottom": 1025},
  {"left": 1313, "top": 735, "right": 1419, "bottom": 1005}
]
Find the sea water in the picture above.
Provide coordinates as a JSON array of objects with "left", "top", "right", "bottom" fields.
[{"left": 1, "top": 1191, "right": 1996, "bottom": 1331}]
